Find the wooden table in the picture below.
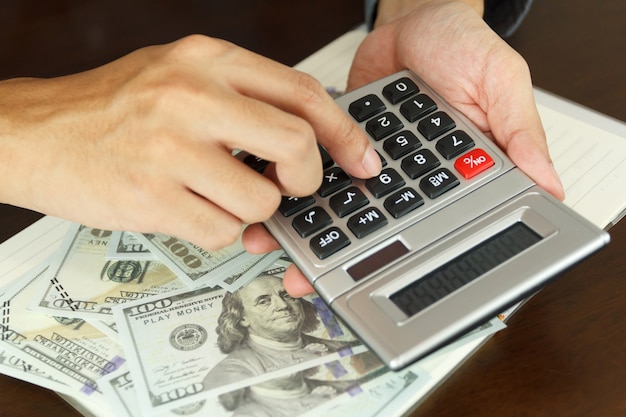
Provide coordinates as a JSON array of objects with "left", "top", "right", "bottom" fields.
[{"left": 1, "top": 1, "right": 624, "bottom": 416}]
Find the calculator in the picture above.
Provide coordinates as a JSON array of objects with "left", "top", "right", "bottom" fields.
[{"left": 240, "top": 70, "right": 609, "bottom": 370}]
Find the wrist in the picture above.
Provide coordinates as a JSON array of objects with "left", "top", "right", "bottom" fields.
[
  {"left": 0, "top": 80, "right": 24, "bottom": 207},
  {"left": 0, "top": 77, "right": 54, "bottom": 212},
  {"left": 375, "top": 0, "right": 484, "bottom": 28}
]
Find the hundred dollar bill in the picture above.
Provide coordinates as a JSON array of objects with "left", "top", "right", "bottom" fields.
[
  {"left": 101, "top": 350, "right": 388, "bottom": 417},
  {"left": 0, "top": 262, "right": 125, "bottom": 405},
  {"left": 302, "top": 317, "right": 504, "bottom": 417},
  {"left": 0, "top": 346, "right": 78, "bottom": 399},
  {"left": 218, "top": 249, "right": 286, "bottom": 293},
  {"left": 85, "top": 318, "right": 119, "bottom": 341},
  {"left": 101, "top": 367, "right": 223, "bottom": 417},
  {"left": 30, "top": 224, "right": 186, "bottom": 320},
  {"left": 106, "top": 231, "right": 158, "bottom": 260},
  {"left": 134, "top": 231, "right": 267, "bottom": 288},
  {"left": 314, "top": 319, "right": 504, "bottom": 417},
  {"left": 112, "top": 272, "right": 364, "bottom": 415},
  {"left": 306, "top": 364, "right": 431, "bottom": 417}
]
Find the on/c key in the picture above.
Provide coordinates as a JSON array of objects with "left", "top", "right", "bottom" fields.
[{"left": 454, "top": 148, "right": 495, "bottom": 179}]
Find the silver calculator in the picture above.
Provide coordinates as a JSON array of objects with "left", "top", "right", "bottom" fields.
[{"left": 241, "top": 70, "right": 609, "bottom": 370}]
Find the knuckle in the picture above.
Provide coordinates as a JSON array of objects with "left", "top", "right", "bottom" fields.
[
  {"left": 142, "top": 127, "right": 181, "bottom": 162},
  {"left": 167, "top": 34, "right": 231, "bottom": 60},
  {"left": 292, "top": 71, "right": 327, "bottom": 111},
  {"left": 193, "top": 215, "right": 242, "bottom": 252},
  {"left": 286, "top": 120, "right": 317, "bottom": 153},
  {"left": 214, "top": 219, "right": 244, "bottom": 248},
  {"left": 241, "top": 179, "right": 282, "bottom": 224},
  {"left": 333, "top": 113, "right": 361, "bottom": 146}
]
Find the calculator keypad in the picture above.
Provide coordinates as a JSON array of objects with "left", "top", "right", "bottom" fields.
[{"left": 247, "top": 75, "right": 498, "bottom": 261}]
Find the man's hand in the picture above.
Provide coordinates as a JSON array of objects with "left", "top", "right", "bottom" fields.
[{"left": 0, "top": 35, "right": 380, "bottom": 255}]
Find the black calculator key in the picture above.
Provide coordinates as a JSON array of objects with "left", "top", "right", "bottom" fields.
[
  {"left": 292, "top": 207, "right": 333, "bottom": 238},
  {"left": 365, "top": 168, "right": 406, "bottom": 198},
  {"left": 383, "top": 130, "right": 421, "bottom": 160},
  {"left": 242, "top": 154, "right": 269, "bottom": 173},
  {"left": 347, "top": 207, "right": 388, "bottom": 239},
  {"left": 318, "top": 166, "right": 352, "bottom": 197},
  {"left": 319, "top": 146, "right": 334, "bottom": 168},
  {"left": 436, "top": 130, "right": 475, "bottom": 159},
  {"left": 399, "top": 94, "right": 437, "bottom": 122},
  {"left": 329, "top": 186, "right": 369, "bottom": 218},
  {"left": 366, "top": 112, "right": 404, "bottom": 141},
  {"left": 382, "top": 77, "right": 419, "bottom": 104},
  {"left": 417, "top": 111, "right": 456, "bottom": 140},
  {"left": 384, "top": 187, "right": 425, "bottom": 219},
  {"left": 278, "top": 195, "right": 315, "bottom": 217},
  {"left": 348, "top": 94, "right": 386, "bottom": 122},
  {"left": 401, "top": 149, "right": 441, "bottom": 179},
  {"left": 419, "top": 168, "right": 460, "bottom": 199},
  {"left": 377, "top": 150, "right": 388, "bottom": 167},
  {"left": 310, "top": 227, "right": 351, "bottom": 259}
]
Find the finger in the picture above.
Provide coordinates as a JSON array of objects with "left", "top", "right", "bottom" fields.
[
  {"left": 485, "top": 64, "right": 565, "bottom": 200},
  {"left": 283, "top": 265, "right": 315, "bottom": 298},
  {"left": 215, "top": 48, "right": 381, "bottom": 180},
  {"left": 211, "top": 92, "right": 325, "bottom": 197},
  {"left": 241, "top": 223, "right": 281, "bottom": 254},
  {"left": 134, "top": 185, "right": 245, "bottom": 252},
  {"left": 505, "top": 129, "right": 565, "bottom": 200},
  {"left": 347, "top": 26, "right": 401, "bottom": 91},
  {"left": 242, "top": 224, "right": 315, "bottom": 298},
  {"left": 179, "top": 141, "right": 283, "bottom": 225}
]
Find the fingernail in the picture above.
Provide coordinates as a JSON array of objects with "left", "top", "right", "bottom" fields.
[{"left": 362, "top": 145, "right": 382, "bottom": 177}]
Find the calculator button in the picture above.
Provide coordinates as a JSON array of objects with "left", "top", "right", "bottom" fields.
[
  {"left": 399, "top": 94, "right": 437, "bottom": 122},
  {"left": 383, "top": 130, "right": 421, "bottom": 160},
  {"left": 292, "top": 207, "right": 333, "bottom": 238},
  {"left": 347, "top": 207, "right": 388, "bottom": 239},
  {"left": 454, "top": 148, "right": 495, "bottom": 179},
  {"left": 419, "top": 168, "right": 460, "bottom": 199},
  {"left": 319, "top": 146, "right": 334, "bottom": 168},
  {"left": 365, "top": 168, "right": 406, "bottom": 198},
  {"left": 384, "top": 187, "right": 424, "bottom": 219},
  {"left": 329, "top": 186, "right": 369, "bottom": 218},
  {"left": 278, "top": 195, "right": 315, "bottom": 217},
  {"left": 310, "top": 227, "right": 351, "bottom": 259},
  {"left": 349, "top": 94, "right": 386, "bottom": 122},
  {"left": 417, "top": 111, "right": 456, "bottom": 140},
  {"left": 242, "top": 154, "right": 269, "bottom": 173},
  {"left": 401, "top": 149, "right": 441, "bottom": 179},
  {"left": 382, "top": 77, "right": 419, "bottom": 104},
  {"left": 318, "top": 166, "right": 352, "bottom": 197},
  {"left": 377, "top": 150, "right": 388, "bottom": 167},
  {"left": 436, "top": 130, "right": 475, "bottom": 160},
  {"left": 366, "top": 112, "right": 404, "bottom": 140}
]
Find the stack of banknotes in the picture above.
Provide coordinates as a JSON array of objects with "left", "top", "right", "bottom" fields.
[{"left": 0, "top": 223, "right": 505, "bottom": 417}]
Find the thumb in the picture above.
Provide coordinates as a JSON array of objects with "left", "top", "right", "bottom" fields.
[
  {"left": 347, "top": 27, "right": 401, "bottom": 91},
  {"left": 487, "top": 73, "right": 565, "bottom": 200}
]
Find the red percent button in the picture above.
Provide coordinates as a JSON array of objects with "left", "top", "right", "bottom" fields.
[{"left": 454, "top": 148, "right": 495, "bottom": 179}]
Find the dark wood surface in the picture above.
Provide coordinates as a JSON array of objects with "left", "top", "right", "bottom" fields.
[{"left": 1, "top": 1, "right": 624, "bottom": 416}]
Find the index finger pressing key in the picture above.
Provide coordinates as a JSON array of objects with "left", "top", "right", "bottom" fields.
[{"left": 217, "top": 51, "right": 381, "bottom": 181}]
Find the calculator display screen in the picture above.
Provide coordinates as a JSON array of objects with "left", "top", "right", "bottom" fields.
[{"left": 390, "top": 222, "right": 542, "bottom": 317}]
